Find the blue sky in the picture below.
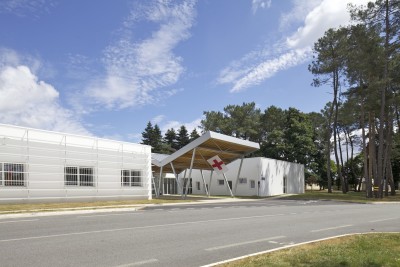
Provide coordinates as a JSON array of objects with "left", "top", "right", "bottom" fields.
[{"left": 0, "top": 0, "right": 369, "bottom": 142}]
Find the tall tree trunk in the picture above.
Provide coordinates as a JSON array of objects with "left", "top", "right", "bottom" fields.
[
  {"left": 333, "top": 71, "right": 344, "bottom": 193},
  {"left": 361, "top": 90, "right": 371, "bottom": 197},
  {"left": 376, "top": 0, "right": 390, "bottom": 198},
  {"left": 326, "top": 104, "right": 335, "bottom": 193},
  {"left": 368, "top": 113, "right": 375, "bottom": 198},
  {"left": 337, "top": 127, "right": 347, "bottom": 192},
  {"left": 326, "top": 128, "right": 332, "bottom": 193},
  {"left": 347, "top": 130, "right": 355, "bottom": 190},
  {"left": 371, "top": 113, "right": 379, "bottom": 198}
]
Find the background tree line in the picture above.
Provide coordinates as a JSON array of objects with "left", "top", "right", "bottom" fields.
[
  {"left": 141, "top": 122, "right": 200, "bottom": 154},
  {"left": 141, "top": 0, "right": 399, "bottom": 198}
]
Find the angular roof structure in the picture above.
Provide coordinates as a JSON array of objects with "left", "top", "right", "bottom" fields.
[{"left": 151, "top": 131, "right": 260, "bottom": 174}]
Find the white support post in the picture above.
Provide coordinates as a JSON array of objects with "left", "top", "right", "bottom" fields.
[
  {"left": 233, "top": 156, "right": 244, "bottom": 195},
  {"left": 157, "top": 166, "right": 163, "bottom": 198},
  {"left": 181, "top": 169, "right": 187, "bottom": 197},
  {"left": 170, "top": 162, "right": 182, "bottom": 194},
  {"left": 208, "top": 170, "right": 213, "bottom": 197},
  {"left": 200, "top": 169, "right": 209, "bottom": 196},
  {"left": 222, "top": 173, "right": 234, "bottom": 197},
  {"left": 184, "top": 148, "right": 196, "bottom": 199}
]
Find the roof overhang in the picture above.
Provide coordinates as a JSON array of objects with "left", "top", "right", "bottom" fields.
[{"left": 152, "top": 131, "right": 260, "bottom": 174}]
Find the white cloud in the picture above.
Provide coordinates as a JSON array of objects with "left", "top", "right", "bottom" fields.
[
  {"left": 85, "top": 0, "right": 196, "bottom": 110},
  {"left": 218, "top": 0, "right": 370, "bottom": 93},
  {"left": 252, "top": 0, "right": 272, "bottom": 14},
  {"left": 0, "top": 0, "right": 56, "bottom": 17},
  {"left": 0, "top": 50, "right": 91, "bottom": 135},
  {"left": 160, "top": 117, "right": 202, "bottom": 135},
  {"left": 151, "top": 115, "right": 166, "bottom": 124},
  {"left": 279, "top": 0, "right": 321, "bottom": 31},
  {"left": 230, "top": 47, "right": 311, "bottom": 93},
  {"left": 286, "top": 0, "right": 369, "bottom": 49}
]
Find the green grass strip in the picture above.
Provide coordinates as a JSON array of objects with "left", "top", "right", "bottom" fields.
[{"left": 219, "top": 233, "right": 400, "bottom": 267}]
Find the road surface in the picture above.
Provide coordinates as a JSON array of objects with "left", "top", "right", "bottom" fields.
[{"left": 0, "top": 199, "right": 399, "bottom": 267}]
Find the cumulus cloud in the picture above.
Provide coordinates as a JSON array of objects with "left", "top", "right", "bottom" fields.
[
  {"left": 218, "top": 0, "right": 369, "bottom": 93},
  {"left": 252, "top": 0, "right": 272, "bottom": 14},
  {"left": 85, "top": 0, "right": 196, "bottom": 110},
  {"left": 0, "top": 50, "right": 90, "bottom": 135},
  {"left": 286, "top": 0, "right": 368, "bottom": 49}
]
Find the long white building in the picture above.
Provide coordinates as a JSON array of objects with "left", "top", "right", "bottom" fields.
[{"left": 0, "top": 124, "right": 152, "bottom": 203}]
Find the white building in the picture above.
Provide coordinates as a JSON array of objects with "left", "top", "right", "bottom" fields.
[
  {"left": 189, "top": 157, "right": 305, "bottom": 197},
  {"left": 0, "top": 124, "right": 152, "bottom": 203},
  {"left": 151, "top": 131, "right": 304, "bottom": 197}
]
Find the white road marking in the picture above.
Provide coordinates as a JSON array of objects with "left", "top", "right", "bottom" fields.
[
  {"left": 0, "top": 219, "right": 39, "bottom": 224},
  {"left": 78, "top": 213, "right": 143, "bottom": 218},
  {"left": 0, "top": 214, "right": 287, "bottom": 243},
  {"left": 369, "top": 217, "right": 398, "bottom": 223},
  {"left": 205, "top": 236, "right": 286, "bottom": 251},
  {"left": 311, "top": 224, "right": 353, "bottom": 233},
  {"left": 113, "top": 259, "right": 159, "bottom": 266}
]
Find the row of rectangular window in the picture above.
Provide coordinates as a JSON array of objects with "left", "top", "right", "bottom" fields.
[
  {"left": 0, "top": 163, "right": 143, "bottom": 188},
  {"left": 196, "top": 179, "right": 257, "bottom": 190},
  {"left": 216, "top": 179, "right": 256, "bottom": 188}
]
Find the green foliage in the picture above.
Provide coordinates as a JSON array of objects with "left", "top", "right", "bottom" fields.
[
  {"left": 176, "top": 125, "right": 190, "bottom": 149},
  {"left": 190, "top": 128, "right": 200, "bottom": 141}
]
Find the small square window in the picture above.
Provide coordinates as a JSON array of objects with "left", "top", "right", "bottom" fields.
[
  {"left": 239, "top": 178, "right": 247, "bottom": 184},
  {"left": 218, "top": 179, "right": 224, "bottom": 185}
]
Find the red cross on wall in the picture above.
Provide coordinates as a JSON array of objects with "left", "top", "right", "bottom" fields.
[
  {"left": 212, "top": 159, "right": 224, "bottom": 170},
  {"left": 207, "top": 155, "right": 228, "bottom": 174}
]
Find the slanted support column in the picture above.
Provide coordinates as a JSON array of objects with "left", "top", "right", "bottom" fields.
[
  {"left": 184, "top": 148, "right": 197, "bottom": 199},
  {"left": 170, "top": 162, "right": 182, "bottom": 194},
  {"left": 233, "top": 156, "right": 244, "bottom": 195},
  {"left": 200, "top": 169, "right": 209, "bottom": 196},
  {"left": 181, "top": 169, "right": 187, "bottom": 197},
  {"left": 222, "top": 173, "right": 234, "bottom": 197},
  {"left": 208, "top": 170, "right": 214, "bottom": 197},
  {"left": 156, "top": 166, "right": 163, "bottom": 198}
]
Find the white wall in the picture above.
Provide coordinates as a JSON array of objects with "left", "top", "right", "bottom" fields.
[
  {"left": 188, "top": 157, "right": 304, "bottom": 197},
  {"left": 0, "top": 124, "right": 152, "bottom": 203}
]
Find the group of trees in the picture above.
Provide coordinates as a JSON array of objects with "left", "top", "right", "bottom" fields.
[
  {"left": 141, "top": 122, "right": 200, "bottom": 154},
  {"left": 140, "top": 0, "right": 399, "bottom": 198},
  {"left": 201, "top": 103, "right": 332, "bottom": 189},
  {"left": 309, "top": 0, "right": 399, "bottom": 197}
]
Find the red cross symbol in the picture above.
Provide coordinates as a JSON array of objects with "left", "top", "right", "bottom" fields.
[{"left": 212, "top": 159, "right": 224, "bottom": 170}]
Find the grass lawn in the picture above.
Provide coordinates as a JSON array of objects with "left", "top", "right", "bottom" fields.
[
  {"left": 219, "top": 233, "right": 400, "bottom": 267},
  {"left": 284, "top": 190, "right": 400, "bottom": 203}
]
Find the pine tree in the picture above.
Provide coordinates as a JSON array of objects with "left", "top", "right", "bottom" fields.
[
  {"left": 164, "top": 128, "right": 178, "bottom": 150},
  {"left": 176, "top": 125, "right": 190, "bottom": 149},
  {"left": 141, "top": 121, "right": 154, "bottom": 146},
  {"left": 151, "top": 124, "right": 163, "bottom": 153},
  {"left": 189, "top": 128, "right": 200, "bottom": 141}
]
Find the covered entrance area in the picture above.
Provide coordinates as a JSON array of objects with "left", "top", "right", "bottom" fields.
[{"left": 151, "top": 131, "right": 259, "bottom": 198}]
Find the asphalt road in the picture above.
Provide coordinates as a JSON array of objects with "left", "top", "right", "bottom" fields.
[{"left": 0, "top": 199, "right": 399, "bottom": 267}]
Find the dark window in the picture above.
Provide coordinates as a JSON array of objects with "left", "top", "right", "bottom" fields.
[
  {"left": 65, "top": 166, "right": 94, "bottom": 187},
  {"left": 121, "top": 170, "right": 142, "bottom": 187},
  {"left": 2, "top": 163, "right": 25, "bottom": 186}
]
